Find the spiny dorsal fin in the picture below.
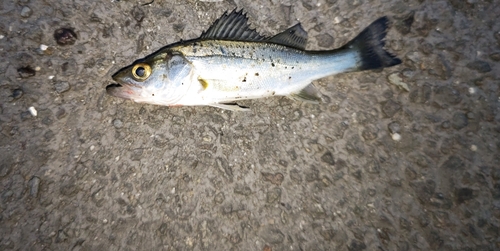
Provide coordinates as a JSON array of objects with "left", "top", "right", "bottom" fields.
[
  {"left": 267, "top": 23, "right": 308, "bottom": 50},
  {"left": 200, "top": 9, "right": 265, "bottom": 41}
]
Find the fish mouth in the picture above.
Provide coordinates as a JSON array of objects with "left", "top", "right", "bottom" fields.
[{"left": 106, "top": 82, "right": 142, "bottom": 100}]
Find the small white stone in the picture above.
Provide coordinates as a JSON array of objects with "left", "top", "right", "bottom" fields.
[
  {"left": 90, "top": 145, "right": 95, "bottom": 151},
  {"left": 468, "top": 87, "right": 475, "bottom": 94},
  {"left": 103, "top": 219, "right": 108, "bottom": 224},
  {"left": 48, "top": 75, "right": 54, "bottom": 79},
  {"left": 40, "top": 44, "right": 48, "bottom": 51},
  {"left": 391, "top": 133, "right": 401, "bottom": 141},
  {"left": 28, "top": 106, "right": 37, "bottom": 116},
  {"left": 35, "top": 66, "right": 41, "bottom": 71},
  {"left": 0, "top": 35, "right": 4, "bottom": 39},
  {"left": 115, "top": 156, "right": 120, "bottom": 161},
  {"left": 470, "top": 145, "right": 477, "bottom": 151}
]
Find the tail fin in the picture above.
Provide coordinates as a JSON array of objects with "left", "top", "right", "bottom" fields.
[{"left": 343, "top": 17, "right": 401, "bottom": 70}]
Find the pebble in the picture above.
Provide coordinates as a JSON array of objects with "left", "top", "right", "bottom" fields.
[
  {"left": 131, "top": 6, "right": 145, "bottom": 23},
  {"left": 320, "top": 151, "right": 335, "bottom": 165},
  {"left": 466, "top": 60, "right": 491, "bottom": 73},
  {"left": 20, "top": 6, "right": 32, "bottom": 18},
  {"left": 316, "top": 33, "right": 334, "bottom": 48},
  {"left": 17, "top": 66, "right": 36, "bottom": 78},
  {"left": 130, "top": 148, "right": 143, "bottom": 160},
  {"left": 28, "top": 176, "right": 41, "bottom": 198},
  {"left": 234, "top": 185, "right": 252, "bottom": 196},
  {"left": 266, "top": 187, "right": 281, "bottom": 203},
  {"left": 440, "top": 155, "right": 464, "bottom": 169},
  {"left": 489, "top": 52, "right": 500, "bottom": 61},
  {"left": 391, "top": 133, "right": 402, "bottom": 141},
  {"left": 441, "top": 120, "right": 451, "bottom": 129},
  {"left": 434, "top": 86, "right": 462, "bottom": 106},
  {"left": 11, "top": 88, "right": 23, "bottom": 99},
  {"left": 28, "top": 106, "right": 37, "bottom": 116},
  {"left": 419, "top": 42, "right": 433, "bottom": 54},
  {"left": 388, "top": 73, "right": 410, "bottom": 91},
  {"left": 382, "top": 100, "right": 402, "bottom": 118},
  {"left": 470, "top": 145, "right": 477, "bottom": 151},
  {"left": 21, "top": 111, "right": 32, "bottom": 120},
  {"left": 394, "top": 11, "right": 414, "bottom": 35},
  {"left": 113, "top": 119, "right": 123, "bottom": 128},
  {"left": 455, "top": 188, "right": 474, "bottom": 204},
  {"left": 261, "top": 172, "right": 284, "bottom": 185},
  {"left": 54, "top": 81, "right": 70, "bottom": 93},
  {"left": 388, "top": 121, "right": 401, "bottom": 134},
  {"left": 214, "top": 192, "right": 225, "bottom": 204},
  {"left": 40, "top": 44, "right": 48, "bottom": 51},
  {"left": 451, "top": 112, "right": 468, "bottom": 130},
  {"left": 362, "top": 125, "right": 378, "bottom": 141},
  {"left": 406, "top": 51, "right": 420, "bottom": 63},
  {"left": 54, "top": 28, "right": 78, "bottom": 46},
  {"left": 259, "top": 228, "right": 284, "bottom": 244},
  {"left": 56, "top": 108, "right": 66, "bottom": 119},
  {"left": 348, "top": 240, "right": 367, "bottom": 251}
]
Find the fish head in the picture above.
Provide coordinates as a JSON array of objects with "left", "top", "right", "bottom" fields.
[{"left": 107, "top": 51, "right": 193, "bottom": 105}]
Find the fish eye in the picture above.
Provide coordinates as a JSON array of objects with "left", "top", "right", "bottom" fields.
[{"left": 132, "top": 63, "right": 152, "bottom": 81}]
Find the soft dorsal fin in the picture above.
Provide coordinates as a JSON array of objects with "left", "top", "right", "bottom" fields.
[
  {"left": 200, "top": 9, "right": 265, "bottom": 41},
  {"left": 267, "top": 23, "right": 308, "bottom": 50}
]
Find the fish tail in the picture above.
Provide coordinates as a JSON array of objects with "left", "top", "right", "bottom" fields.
[{"left": 343, "top": 17, "right": 401, "bottom": 70}]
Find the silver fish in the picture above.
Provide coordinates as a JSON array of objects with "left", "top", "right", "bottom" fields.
[{"left": 107, "top": 10, "right": 401, "bottom": 111}]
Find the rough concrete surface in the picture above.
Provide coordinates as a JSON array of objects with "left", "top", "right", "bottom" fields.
[{"left": 0, "top": 0, "right": 499, "bottom": 250}]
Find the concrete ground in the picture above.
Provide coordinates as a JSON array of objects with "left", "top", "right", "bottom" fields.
[{"left": 0, "top": 0, "right": 499, "bottom": 250}]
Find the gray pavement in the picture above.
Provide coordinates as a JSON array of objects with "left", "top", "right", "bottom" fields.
[{"left": 0, "top": 0, "right": 499, "bottom": 250}]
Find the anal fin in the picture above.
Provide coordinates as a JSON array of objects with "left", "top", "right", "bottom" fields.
[{"left": 288, "top": 84, "right": 322, "bottom": 103}]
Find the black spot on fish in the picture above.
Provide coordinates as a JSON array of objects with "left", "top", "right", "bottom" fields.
[
  {"left": 285, "top": 66, "right": 287, "bottom": 69},
  {"left": 255, "top": 73, "right": 259, "bottom": 76},
  {"left": 272, "top": 91, "right": 276, "bottom": 95},
  {"left": 271, "top": 63, "right": 275, "bottom": 67},
  {"left": 242, "top": 77, "right": 247, "bottom": 82},
  {"left": 288, "top": 76, "right": 291, "bottom": 80},
  {"left": 152, "top": 93, "right": 155, "bottom": 96},
  {"left": 292, "top": 66, "right": 294, "bottom": 69}
]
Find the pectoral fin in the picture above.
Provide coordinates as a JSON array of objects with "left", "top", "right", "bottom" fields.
[
  {"left": 209, "top": 103, "right": 250, "bottom": 111},
  {"left": 288, "top": 84, "right": 322, "bottom": 103}
]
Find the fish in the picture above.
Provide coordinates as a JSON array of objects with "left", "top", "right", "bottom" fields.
[{"left": 107, "top": 10, "right": 401, "bottom": 111}]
